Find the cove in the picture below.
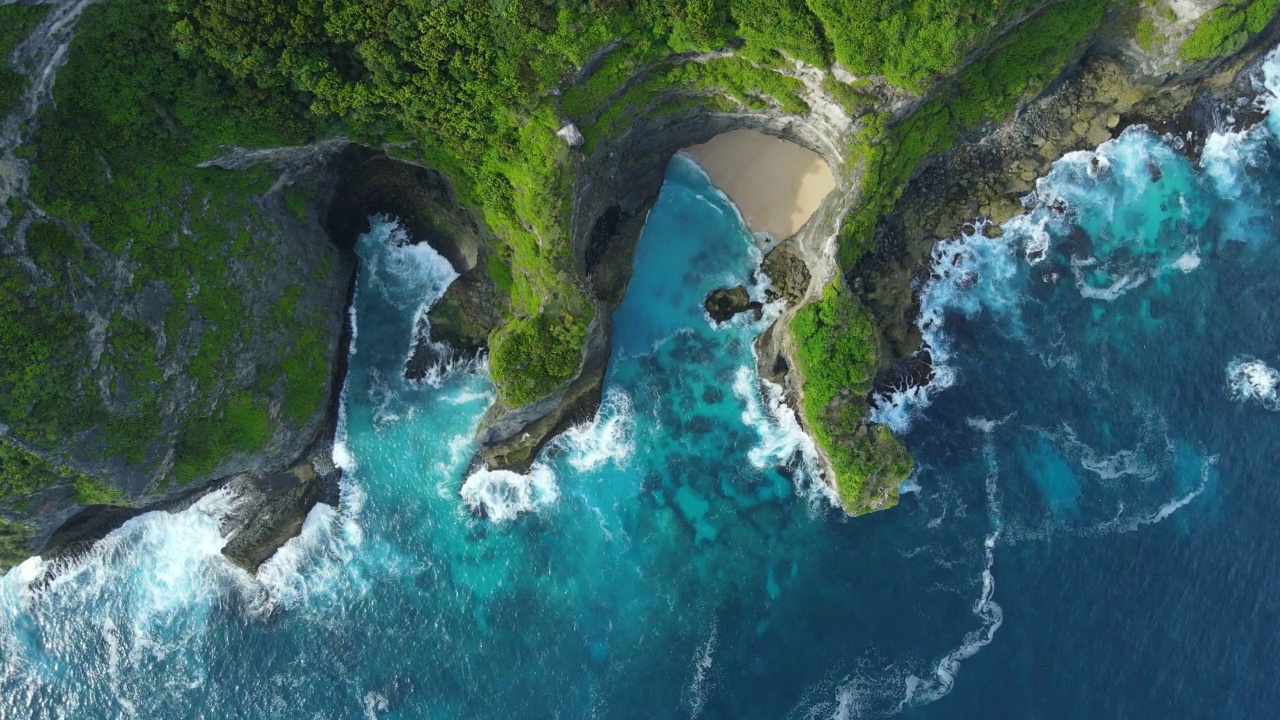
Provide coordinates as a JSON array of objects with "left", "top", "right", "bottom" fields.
[{"left": 6, "top": 50, "right": 1280, "bottom": 718}]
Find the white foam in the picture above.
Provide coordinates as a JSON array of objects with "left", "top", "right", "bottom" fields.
[
  {"left": 964, "top": 417, "right": 998, "bottom": 433},
  {"left": 1226, "top": 355, "right": 1280, "bottom": 410},
  {"left": 872, "top": 383, "right": 933, "bottom": 434},
  {"left": 356, "top": 216, "right": 468, "bottom": 390},
  {"left": 445, "top": 386, "right": 495, "bottom": 406},
  {"left": 1170, "top": 251, "right": 1201, "bottom": 273},
  {"left": 332, "top": 290, "right": 358, "bottom": 472},
  {"left": 551, "top": 390, "right": 636, "bottom": 472},
  {"left": 731, "top": 367, "right": 833, "bottom": 507},
  {"left": 683, "top": 625, "right": 718, "bottom": 719},
  {"left": 254, "top": 501, "right": 345, "bottom": 610},
  {"left": 363, "top": 691, "right": 390, "bottom": 720},
  {"left": 1074, "top": 269, "right": 1147, "bottom": 301},
  {"left": 871, "top": 220, "right": 1021, "bottom": 428},
  {"left": 460, "top": 463, "right": 559, "bottom": 522},
  {"left": 332, "top": 437, "right": 356, "bottom": 473},
  {"left": 1093, "top": 454, "right": 1214, "bottom": 535}
]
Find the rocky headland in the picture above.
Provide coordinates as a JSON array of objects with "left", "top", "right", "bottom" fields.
[{"left": 3, "top": 0, "right": 1279, "bottom": 572}]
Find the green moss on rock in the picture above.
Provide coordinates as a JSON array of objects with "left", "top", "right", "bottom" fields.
[
  {"left": 0, "top": 3, "right": 50, "bottom": 116},
  {"left": 791, "top": 281, "right": 911, "bottom": 515},
  {"left": 1180, "top": 0, "right": 1280, "bottom": 61}
]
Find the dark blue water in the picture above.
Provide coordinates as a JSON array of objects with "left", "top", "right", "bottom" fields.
[{"left": 3, "top": 51, "right": 1280, "bottom": 719}]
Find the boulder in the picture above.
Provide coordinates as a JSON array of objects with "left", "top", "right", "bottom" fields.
[{"left": 703, "top": 286, "right": 763, "bottom": 323}]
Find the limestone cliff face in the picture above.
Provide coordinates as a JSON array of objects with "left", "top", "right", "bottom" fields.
[
  {"left": 3, "top": 0, "right": 1277, "bottom": 570},
  {"left": 0, "top": 1, "right": 359, "bottom": 567},
  {"left": 0, "top": 144, "right": 355, "bottom": 563},
  {"left": 469, "top": 0, "right": 1280, "bottom": 484}
]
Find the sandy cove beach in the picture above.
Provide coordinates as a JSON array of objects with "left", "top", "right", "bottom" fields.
[{"left": 682, "top": 129, "right": 836, "bottom": 241}]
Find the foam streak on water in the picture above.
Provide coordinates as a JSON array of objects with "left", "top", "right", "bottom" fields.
[{"left": 9, "top": 48, "right": 1280, "bottom": 718}]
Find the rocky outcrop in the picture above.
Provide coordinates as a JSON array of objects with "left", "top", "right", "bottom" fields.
[
  {"left": 860, "top": 19, "right": 1280, "bottom": 371},
  {"left": 704, "top": 286, "right": 762, "bottom": 323},
  {"left": 219, "top": 458, "right": 337, "bottom": 573},
  {"left": 760, "top": 243, "right": 812, "bottom": 306}
]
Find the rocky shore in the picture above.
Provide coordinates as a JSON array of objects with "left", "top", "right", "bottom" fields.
[
  {"left": 852, "top": 30, "right": 1280, "bottom": 387},
  {"left": 15, "top": 1, "right": 1280, "bottom": 574}
]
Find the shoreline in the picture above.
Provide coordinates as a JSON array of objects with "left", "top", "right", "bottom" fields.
[
  {"left": 681, "top": 129, "right": 836, "bottom": 241},
  {"left": 853, "top": 44, "right": 1280, "bottom": 392}
]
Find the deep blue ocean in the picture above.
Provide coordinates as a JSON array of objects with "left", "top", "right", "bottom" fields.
[{"left": 4, "top": 50, "right": 1280, "bottom": 719}]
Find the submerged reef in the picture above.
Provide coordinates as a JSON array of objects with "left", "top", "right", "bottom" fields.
[{"left": 1, "top": 0, "right": 1278, "bottom": 567}]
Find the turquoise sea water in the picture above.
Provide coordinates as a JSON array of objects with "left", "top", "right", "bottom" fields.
[{"left": 5, "top": 50, "right": 1280, "bottom": 718}]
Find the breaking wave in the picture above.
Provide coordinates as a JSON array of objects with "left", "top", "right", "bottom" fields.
[
  {"left": 460, "top": 464, "right": 559, "bottom": 522},
  {"left": 1226, "top": 355, "right": 1280, "bottom": 410},
  {"left": 731, "top": 367, "right": 831, "bottom": 505},
  {"left": 552, "top": 390, "right": 637, "bottom": 472}
]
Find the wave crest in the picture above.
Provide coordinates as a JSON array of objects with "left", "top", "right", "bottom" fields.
[
  {"left": 460, "top": 464, "right": 559, "bottom": 522},
  {"left": 551, "top": 390, "right": 637, "bottom": 472},
  {"left": 1226, "top": 355, "right": 1280, "bottom": 410}
]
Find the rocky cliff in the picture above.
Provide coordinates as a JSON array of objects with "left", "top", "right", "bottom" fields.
[
  {"left": 471, "top": 0, "right": 1280, "bottom": 512},
  {"left": 2, "top": 0, "right": 1278, "bottom": 571}
]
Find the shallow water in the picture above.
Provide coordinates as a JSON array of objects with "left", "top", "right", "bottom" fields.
[{"left": 4, "top": 50, "right": 1280, "bottom": 720}]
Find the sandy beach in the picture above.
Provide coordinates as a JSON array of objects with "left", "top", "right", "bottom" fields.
[{"left": 682, "top": 129, "right": 836, "bottom": 240}]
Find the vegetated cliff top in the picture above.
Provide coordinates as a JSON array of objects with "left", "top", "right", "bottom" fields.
[
  {"left": 0, "top": 0, "right": 1269, "bottom": 550},
  {"left": 160, "top": 0, "right": 1073, "bottom": 406}
]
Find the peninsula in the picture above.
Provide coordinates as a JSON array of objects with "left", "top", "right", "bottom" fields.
[{"left": 1, "top": 0, "right": 1277, "bottom": 570}]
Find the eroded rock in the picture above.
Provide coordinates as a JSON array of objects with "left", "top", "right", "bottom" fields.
[{"left": 704, "top": 285, "right": 763, "bottom": 323}]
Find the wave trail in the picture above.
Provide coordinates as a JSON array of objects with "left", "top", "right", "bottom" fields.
[{"left": 900, "top": 436, "right": 1004, "bottom": 710}]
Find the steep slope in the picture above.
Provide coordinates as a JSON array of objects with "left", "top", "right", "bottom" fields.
[{"left": 1, "top": 0, "right": 1277, "bottom": 566}]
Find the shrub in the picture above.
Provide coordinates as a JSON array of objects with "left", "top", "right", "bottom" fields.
[
  {"left": 1180, "top": 0, "right": 1280, "bottom": 61},
  {"left": 791, "top": 281, "right": 912, "bottom": 513}
]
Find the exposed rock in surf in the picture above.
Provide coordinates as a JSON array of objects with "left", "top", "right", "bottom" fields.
[
  {"left": 759, "top": 242, "right": 811, "bottom": 306},
  {"left": 704, "top": 285, "right": 763, "bottom": 323},
  {"left": 221, "top": 464, "right": 330, "bottom": 573}
]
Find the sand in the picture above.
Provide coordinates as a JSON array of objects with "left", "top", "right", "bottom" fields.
[{"left": 682, "top": 129, "right": 836, "bottom": 240}]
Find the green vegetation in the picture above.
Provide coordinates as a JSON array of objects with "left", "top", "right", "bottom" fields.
[
  {"left": 838, "top": 0, "right": 1107, "bottom": 265},
  {"left": 0, "top": 518, "right": 33, "bottom": 569},
  {"left": 822, "top": 75, "right": 874, "bottom": 117},
  {"left": 1, "top": 436, "right": 126, "bottom": 508},
  {"left": 1135, "top": 18, "right": 1160, "bottom": 51},
  {"left": 730, "top": 0, "right": 831, "bottom": 67},
  {"left": 173, "top": 392, "right": 274, "bottom": 485},
  {"left": 0, "top": 254, "right": 101, "bottom": 447},
  {"left": 489, "top": 313, "right": 590, "bottom": 408},
  {"left": 0, "top": 0, "right": 339, "bottom": 496},
  {"left": 791, "top": 282, "right": 911, "bottom": 513},
  {"left": 72, "top": 477, "right": 129, "bottom": 506},
  {"left": 0, "top": 3, "right": 50, "bottom": 115},
  {"left": 284, "top": 184, "right": 309, "bottom": 221},
  {"left": 1, "top": 439, "right": 80, "bottom": 500},
  {"left": 1180, "top": 0, "right": 1280, "bottom": 61},
  {"left": 486, "top": 253, "right": 515, "bottom": 295},
  {"left": 806, "top": 0, "right": 1036, "bottom": 90},
  {"left": 279, "top": 327, "right": 330, "bottom": 426}
]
